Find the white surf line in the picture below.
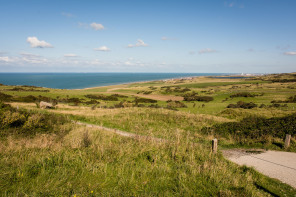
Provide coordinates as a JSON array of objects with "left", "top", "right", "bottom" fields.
[{"left": 75, "top": 121, "right": 168, "bottom": 143}]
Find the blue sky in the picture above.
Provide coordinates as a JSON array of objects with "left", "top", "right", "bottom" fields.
[{"left": 0, "top": 0, "right": 295, "bottom": 73}]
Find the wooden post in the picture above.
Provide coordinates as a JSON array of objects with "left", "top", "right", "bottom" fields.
[
  {"left": 212, "top": 139, "right": 218, "bottom": 154},
  {"left": 285, "top": 134, "right": 291, "bottom": 149}
]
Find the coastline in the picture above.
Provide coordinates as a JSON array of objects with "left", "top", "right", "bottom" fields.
[
  {"left": 76, "top": 73, "right": 235, "bottom": 90},
  {"left": 0, "top": 73, "right": 236, "bottom": 90}
]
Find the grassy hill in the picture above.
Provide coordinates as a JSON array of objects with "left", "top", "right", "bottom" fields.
[{"left": 1, "top": 73, "right": 296, "bottom": 196}]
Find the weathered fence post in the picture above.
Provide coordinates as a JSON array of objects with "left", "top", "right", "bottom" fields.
[
  {"left": 285, "top": 134, "right": 291, "bottom": 149},
  {"left": 212, "top": 138, "right": 218, "bottom": 154}
]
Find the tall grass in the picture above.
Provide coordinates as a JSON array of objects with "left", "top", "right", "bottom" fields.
[{"left": 1, "top": 125, "right": 295, "bottom": 196}]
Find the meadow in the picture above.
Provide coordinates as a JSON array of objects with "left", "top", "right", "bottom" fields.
[{"left": 1, "top": 73, "right": 296, "bottom": 196}]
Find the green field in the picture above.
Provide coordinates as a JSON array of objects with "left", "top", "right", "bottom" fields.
[{"left": 1, "top": 73, "right": 296, "bottom": 196}]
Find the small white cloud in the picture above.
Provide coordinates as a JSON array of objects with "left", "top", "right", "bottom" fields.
[
  {"left": 20, "top": 52, "right": 47, "bottom": 63},
  {"left": 64, "top": 54, "right": 78, "bottom": 57},
  {"left": 127, "top": 39, "right": 148, "bottom": 48},
  {"left": 124, "top": 61, "right": 133, "bottom": 65},
  {"left": 284, "top": 51, "right": 296, "bottom": 56},
  {"left": 248, "top": 48, "right": 254, "bottom": 52},
  {"left": 27, "top": 37, "right": 53, "bottom": 48},
  {"left": 0, "top": 56, "right": 13, "bottom": 62},
  {"left": 189, "top": 51, "right": 195, "bottom": 55},
  {"left": 90, "top": 22, "right": 105, "bottom": 30},
  {"left": 198, "top": 48, "right": 217, "bottom": 54},
  {"left": 94, "top": 46, "right": 111, "bottom": 51},
  {"left": 62, "top": 12, "right": 74, "bottom": 18}
]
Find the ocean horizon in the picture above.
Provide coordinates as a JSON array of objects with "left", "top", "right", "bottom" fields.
[{"left": 0, "top": 73, "right": 231, "bottom": 89}]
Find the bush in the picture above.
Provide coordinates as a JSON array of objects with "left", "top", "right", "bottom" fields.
[
  {"left": 0, "top": 92, "right": 13, "bottom": 101},
  {"left": 167, "top": 101, "right": 187, "bottom": 108},
  {"left": 85, "top": 94, "right": 118, "bottom": 101},
  {"left": 271, "top": 95, "right": 296, "bottom": 103},
  {"left": 7, "top": 87, "right": 49, "bottom": 92},
  {"left": 0, "top": 101, "right": 69, "bottom": 136},
  {"left": 227, "top": 101, "right": 257, "bottom": 109},
  {"left": 183, "top": 92, "right": 213, "bottom": 102},
  {"left": 161, "top": 86, "right": 191, "bottom": 94},
  {"left": 0, "top": 111, "right": 27, "bottom": 128},
  {"left": 230, "top": 92, "right": 264, "bottom": 98},
  {"left": 134, "top": 97, "right": 157, "bottom": 103},
  {"left": 203, "top": 114, "right": 296, "bottom": 141}
]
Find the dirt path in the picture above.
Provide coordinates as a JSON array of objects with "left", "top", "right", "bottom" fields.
[{"left": 223, "top": 149, "right": 296, "bottom": 188}]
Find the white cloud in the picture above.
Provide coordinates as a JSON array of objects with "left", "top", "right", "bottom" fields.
[
  {"left": 27, "top": 37, "right": 53, "bottom": 48},
  {"left": 90, "top": 22, "right": 104, "bottom": 30},
  {"left": 284, "top": 51, "right": 296, "bottom": 56},
  {"left": 198, "top": 48, "right": 217, "bottom": 54},
  {"left": 20, "top": 52, "right": 48, "bottom": 64},
  {"left": 64, "top": 54, "right": 78, "bottom": 57},
  {"left": 94, "top": 46, "right": 111, "bottom": 51},
  {"left": 189, "top": 51, "right": 195, "bottom": 55},
  {"left": 248, "top": 48, "right": 254, "bottom": 52},
  {"left": 0, "top": 56, "right": 13, "bottom": 62},
  {"left": 127, "top": 39, "right": 148, "bottom": 48}
]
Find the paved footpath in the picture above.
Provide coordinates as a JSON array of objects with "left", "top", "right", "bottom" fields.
[{"left": 223, "top": 149, "right": 296, "bottom": 188}]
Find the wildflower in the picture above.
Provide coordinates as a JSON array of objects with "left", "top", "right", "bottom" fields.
[{"left": 91, "top": 191, "right": 93, "bottom": 193}]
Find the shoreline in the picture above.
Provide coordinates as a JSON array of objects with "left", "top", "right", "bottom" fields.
[
  {"left": 77, "top": 73, "right": 257, "bottom": 90},
  {"left": 75, "top": 74, "right": 229, "bottom": 90},
  {"left": 0, "top": 73, "right": 249, "bottom": 90},
  {"left": 75, "top": 75, "right": 201, "bottom": 90}
]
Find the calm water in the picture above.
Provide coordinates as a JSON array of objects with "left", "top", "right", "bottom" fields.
[{"left": 0, "top": 73, "right": 227, "bottom": 89}]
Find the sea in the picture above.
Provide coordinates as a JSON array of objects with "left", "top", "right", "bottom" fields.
[{"left": 0, "top": 73, "right": 228, "bottom": 89}]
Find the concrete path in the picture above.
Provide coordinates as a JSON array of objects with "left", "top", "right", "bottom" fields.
[{"left": 223, "top": 149, "right": 296, "bottom": 188}]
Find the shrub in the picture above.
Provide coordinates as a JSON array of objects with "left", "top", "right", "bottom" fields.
[
  {"left": 137, "top": 91, "right": 153, "bottom": 95},
  {"left": 271, "top": 95, "right": 296, "bottom": 103},
  {"left": 0, "top": 92, "right": 13, "bottom": 101},
  {"left": 183, "top": 92, "right": 213, "bottom": 102},
  {"left": 227, "top": 101, "right": 257, "bottom": 109},
  {"left": 287, "top": 95, "right": 296, "bottom": 103},
  {"left": 230, "top": 92, "right": 263, "bottom": 98},
  {"left": 23, "top": 114, "right": 47, "bottom": 130},
  {"left": 167, "top": 101, "right": 187, "bottom": 108},
  {"left": 134, "top": 97, "right": 157, "bottom": 103},
  {"left": 85, "top": 94, "right": 118, "bottom": 101},
  {"left": 7, "top": 87, "right": 49, "bottom": 92},
  {"left": 0, "top": 101, "right": 69, "bottom": 136},
  {"left": 203, "top": 114, "right": 296, "bottom": 141},
  {"left": 0, "top": 111, "right": 27, "bottom": 128}
]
